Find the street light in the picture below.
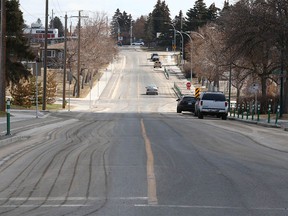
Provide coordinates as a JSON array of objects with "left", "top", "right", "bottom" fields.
[
  {"left": 181, "top": 32, "right": 193, "bottom": 82},
  {"left": 182, "top": 31, "right": 205, "bottom": 83},
  {"left": 164, "top": 22, "right": 176, "bottom": 51},
  {"left": 176, "top": 30, "right": 184, "bottom": 66}
]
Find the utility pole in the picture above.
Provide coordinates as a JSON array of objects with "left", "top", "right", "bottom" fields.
[
  {"left": 62, "top": 13, "right": 67, "bottom": 108},
  {"left": 51, "top": 9, "right": 54, "bottom": 28},
  {"left": 72, "top": 11, "right": 88, "bottom": 98},
  {"left": 0, "top": 0, "right": 6, "bottom": 112},
  {"left": 130, "top": 19, "right": 133, "bottom": 45},
  {"left": 42, "top": 0, "right": 48, "bottom": 110},
  {"left": 77, "top": 10, "right": 81, "bottom": 98}
]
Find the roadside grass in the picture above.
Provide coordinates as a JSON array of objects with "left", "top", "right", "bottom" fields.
[{"left": 0, "top": 111, "right": 5, "bottom": 117}]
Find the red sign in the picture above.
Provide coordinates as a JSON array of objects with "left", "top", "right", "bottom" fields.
[{"left": 186, "top": 82, "right": 191, "bottom": 90}]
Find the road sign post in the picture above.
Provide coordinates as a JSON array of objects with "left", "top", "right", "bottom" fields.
[
  {"left": 6, "top": 98, "right": 11, "bottom": 136},
  {"left": 257, "top": 104, "right": 260, "bottom": 122},
  {"left": 275, "top": 105, "right": 280, "bottom": 124},
  {"left": 268, "top": 104, "right": 271, "bottom": 123},
  {"left": 186, "top": 82, "right": 191, "bottom": 90},
  {"left": 246, "top": 104, "right": 249, "bottom": 120},
  {"left": 237, "top": 104, "right": 240, "bottom": 118},
  {"left": 252, "top": 104, "right": 255, "bottom": 121},
  {"left": 195, "top": 87, "right": 200, "bottom": 99}
]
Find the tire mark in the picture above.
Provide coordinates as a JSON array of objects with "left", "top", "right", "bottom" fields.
[{"left": 0, "top": 122, "right": 86, "bottom": 215}]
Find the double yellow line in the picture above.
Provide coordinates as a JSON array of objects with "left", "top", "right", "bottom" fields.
[{"left": 141, "top": 118, "right": 158, "bottom": 205}]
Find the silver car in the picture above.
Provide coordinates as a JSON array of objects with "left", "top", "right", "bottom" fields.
[{"left": 146, "top": 84, "right": 158, "bottom": 95}]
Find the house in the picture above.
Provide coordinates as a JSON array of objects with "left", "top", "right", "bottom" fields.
[{"left": 41, "top": 42, "right": 64, "bottom": 69}]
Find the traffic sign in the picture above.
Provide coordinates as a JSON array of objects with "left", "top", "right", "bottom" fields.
[
  {"left": 186, "top": 82, "right": 191, "bottom": 90},
  {"left": 195, "top": 87, "right": 200, "bottom": 98},
  {"left": 172, "top": 44, "right": 176, "bottom": 51}
]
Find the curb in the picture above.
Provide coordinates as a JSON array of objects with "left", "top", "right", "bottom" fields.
[
  {"left": 228, "top": 116, "right": 287, "bottom": 130},
  {"left": 0, "top": 135, "right": 30, "bottom": 147}
]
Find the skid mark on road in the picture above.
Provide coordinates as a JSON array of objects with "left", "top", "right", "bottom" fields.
[{"left": 140, "top": 119, "right": 158, "bottom": 205}]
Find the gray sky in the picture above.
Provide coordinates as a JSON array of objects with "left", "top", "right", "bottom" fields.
[{"left": 19, "top": 0, "right": 233, "bottom": 26}]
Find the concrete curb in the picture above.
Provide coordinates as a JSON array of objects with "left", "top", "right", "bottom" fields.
[
  {"left": 0, "top": 135, "right": 30, "bottom": 147},
  {"left": 228, "top": 116, "right": 287, "bottom": 130}
]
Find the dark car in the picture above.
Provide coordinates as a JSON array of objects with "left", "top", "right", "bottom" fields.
[
  {"left": 151, "top": 53, "right": 159, "bottom": 62},
  {"left": 176, "top": 95, "right": 196, "bottom": 113}
]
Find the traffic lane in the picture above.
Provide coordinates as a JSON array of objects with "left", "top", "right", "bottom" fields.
[
  {"left": 0, "top": 114, "right": 113, "bottom": 215},
  {"left": 0, "top": 112, "right": 151, "bottom": 216},
  {"left": 142, "top": 114, "right": 288, "bottom": 215}
]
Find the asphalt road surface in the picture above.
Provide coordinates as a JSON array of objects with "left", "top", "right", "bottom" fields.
[{"left": 0, "top": 47, "right": 288, "bottom": 216}]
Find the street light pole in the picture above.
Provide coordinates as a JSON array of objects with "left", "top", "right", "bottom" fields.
[
  {"left": 164, "top": 22, "right": 176, "bottom": 51},
  {"left": 0, "top": 0, "right": 6, "bottom": 112},
  {"left": 42, "top": 0, "right": 49, "bottom": 110},
  {"left": 182, "top": 32, "right": 192, "bottom": 82},
  {"left": 176, "top": 30, "right": 184, "bottom": 67},
  {"left": 183, "top": 31, "right": 205, "bottom": 83}
]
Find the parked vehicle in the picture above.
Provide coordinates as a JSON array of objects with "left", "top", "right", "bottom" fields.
[
  {"left": 194, "top": 92, "right": 228, "bottom": 120},
  {"left": 154, "top": 61, "right": 162, "bottom": 68},
  {"left": 132, "top": 42, "right": 144, "bottom": 46},
  {"left": 176, "top": 95, "right": 196, "bottom": 113},
  {"left": 146, "top": 84, "right": 158, "bottom": 95}
]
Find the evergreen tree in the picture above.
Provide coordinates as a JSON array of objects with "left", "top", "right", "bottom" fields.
[
  {"left": 10, "top": 80, "right": 31, "bottom": 107},
  {"left": 184, "top": 0, "right": 209, "bottom": 31},
  {"left": 50, "top": 16, "right": 64, "bottom": 37},
  {"left": 5, "top": 0, "right": 35, "bottom": 85},
  {"left": 144, "top": 13, "right": 155, "bottom": 46},
  {"left": 46, "top": 72, "right": 57, "bottom": 104},
  {"left": 173, "top": 10, "right": 184, "bottom": 31},
  {"left": 145, "top": 0, "right": 171, "bottom": 46},
  {"left": 207, "top": 3, "right": 220, "bottom": 21},
  {"left": 111, "top": 9, "right": 132, "bottom": 45},
  {"left": 151, "top": 0, "right": 171, "bottom": 36}
]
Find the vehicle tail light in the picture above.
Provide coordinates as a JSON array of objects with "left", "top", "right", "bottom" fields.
[{"left": 225, "top": 101, "right": 228, "bottom": 107}]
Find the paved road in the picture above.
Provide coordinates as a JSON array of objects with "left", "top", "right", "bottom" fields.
[{"left": 0, "top": 47, "right": 288, "bottom": 216}]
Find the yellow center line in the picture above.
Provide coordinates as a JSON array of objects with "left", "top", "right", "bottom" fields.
[{"left": 141, "top": 118, "right": 158, "bottom": 205}]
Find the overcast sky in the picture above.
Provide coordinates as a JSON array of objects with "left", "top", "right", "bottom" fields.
[{"left": 19, "top": 0, "right": 236, "bottom": 26}]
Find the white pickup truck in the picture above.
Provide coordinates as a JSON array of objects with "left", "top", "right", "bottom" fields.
[{"left": 194, "top": 92, "right": 228, "bottom": 120}]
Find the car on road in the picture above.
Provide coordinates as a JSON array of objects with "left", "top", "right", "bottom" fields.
[
  {"left": 146, "top": 84, "right": 158, "bottom": 95},
  {"left": 132, "top": 42, "right": 144, "bottom": 46},
  {"left": 176, "top": 95, "right": 196, "bottom": 113},
  {"left": 154, "top": 61, "right": 162, "bottom": 68},
  {"left": 151, "top": 53, "right": 159, "bottom": 62},
  {"left": 194, "top": 91, "right": 228, "bottom": 120}
]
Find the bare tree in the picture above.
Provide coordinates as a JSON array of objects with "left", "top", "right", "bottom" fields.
[
  {"left": 219, "top": 0, "right": 281, "bottom": 100},
  {"left": 192, "top": 24, "right": 226, "bottom": 91},
  {"left": 66, "top": 12, "right": 118, "bottom": 97}
]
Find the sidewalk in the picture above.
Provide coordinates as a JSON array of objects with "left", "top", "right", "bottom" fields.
[
  {"left": 55, "top": 56, "right": 125, "bottom": 111},
  {"left": 163, "top": 62, "right": 195, "bottom": 96}
]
